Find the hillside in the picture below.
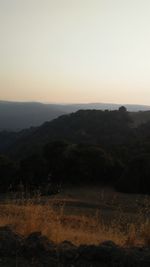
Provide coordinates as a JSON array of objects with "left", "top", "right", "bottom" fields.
[
  {"left": 130, "top": 110, "right": 150, "bottom": 126},
  {"left": 0, "top": 100, "right": 150, "bottom": 131},
  {"left": 0, "top": 101, "right": 66, "bottom": 131},
  {"left": 0, "top": 108, "right": 150, "bottom": 195},
  {"left": 0, "top": 108, "right": 133, "bottom": 157},
  {"left": 0, "top": 108, "right": 150, "bottom": 158}
]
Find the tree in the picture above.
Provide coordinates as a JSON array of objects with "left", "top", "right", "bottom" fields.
[
  {"left": 119, "top": 106, "right": 127, "bottom": 113},
  {"left": 0, "top": 155, "right": 17, "bottom": 191},
  {"left": 116, "top": 153, "right": 150, "bottom": 194}
]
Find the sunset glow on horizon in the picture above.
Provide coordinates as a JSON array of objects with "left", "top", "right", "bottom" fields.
[{"left": 1, "top": 0, "right": 150, "bottom": 105}]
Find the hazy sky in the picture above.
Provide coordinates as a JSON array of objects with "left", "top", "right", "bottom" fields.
[{"left": 0, "top": 0, "right": 150, "bottom": 104}]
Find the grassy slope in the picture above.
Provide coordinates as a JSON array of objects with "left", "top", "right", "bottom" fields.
[{"left": 0, "top": 187, "right": 149, "bottom": 247}]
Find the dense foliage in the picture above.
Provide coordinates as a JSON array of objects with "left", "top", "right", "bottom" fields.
[{"left": 0, "top": 108, "right": 150, "bottom": 194}]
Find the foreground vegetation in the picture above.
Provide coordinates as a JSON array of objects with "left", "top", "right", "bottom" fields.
[{"left": 0, "top": 188, "right": 149, "bottom": 247}]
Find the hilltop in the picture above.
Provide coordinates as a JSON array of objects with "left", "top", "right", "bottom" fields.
[{"left": 0, "top": 100, "right": 150, "bottom": 131}]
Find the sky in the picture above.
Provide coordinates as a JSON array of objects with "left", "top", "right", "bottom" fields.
[{"left": 0, "top": 0, "right": 150, "bottom": 104}]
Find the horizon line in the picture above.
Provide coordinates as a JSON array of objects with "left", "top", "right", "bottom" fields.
[{"left": 0, "top": 99, "right": 150, "bottom": 107}]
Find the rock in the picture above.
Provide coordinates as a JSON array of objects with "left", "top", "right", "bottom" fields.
[
  {"left": 58, "top": 240, "right": 78, "bottom": 263},
  {"left": 0, "top": 226, "right": 22, "bottom": 256},
  {"left": 0, "top": 228, "right": 149, "bottom": 267},
  {"left": 100, "top": 240, "right": 118, "bottom": 247},
  {"left": 78, "top": 243, "right": 117, "bottom": 262},
  {"left": 22, "top": 232, "right": 56, "bottom": 258}
]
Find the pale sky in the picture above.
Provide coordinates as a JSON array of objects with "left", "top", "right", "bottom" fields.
[{"left": 0, "top": 0, "right": 150, "bottom": 104}]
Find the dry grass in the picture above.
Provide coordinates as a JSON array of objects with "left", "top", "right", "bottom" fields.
[{"left": 0, "top": 193, "right": 149, "bottom": 247}]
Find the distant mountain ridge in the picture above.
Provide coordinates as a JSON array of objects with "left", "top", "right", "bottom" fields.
[
  {"left": 0, "top": 100, "right": 150, "bottom": 131},
  {"left": 0, "top": 101, "right": 66, "bottom": 131}
]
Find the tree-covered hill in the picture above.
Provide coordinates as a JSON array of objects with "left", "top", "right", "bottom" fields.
[
  {"left": 0, "top": 108, "right": 133, "bottom": 157},
  {"left": 0, "top": 100, "right": 150, "bottom": 131},
  {"left": 0, "top": 108, "right": 150, "bottom": 195}
]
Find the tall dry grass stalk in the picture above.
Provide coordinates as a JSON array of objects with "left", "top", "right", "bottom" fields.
[{"left": 0, "top": 195, "right": 149, "bottom": 247}]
